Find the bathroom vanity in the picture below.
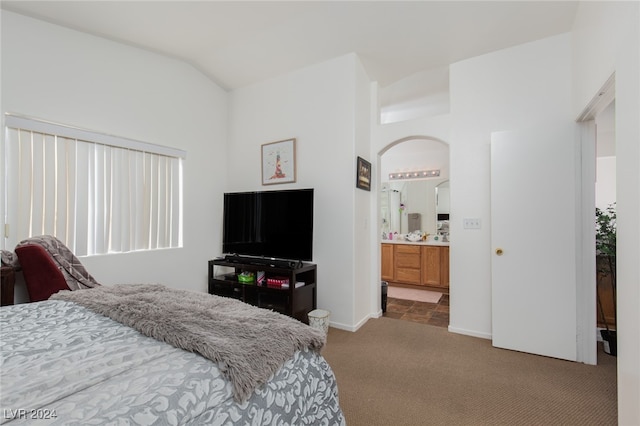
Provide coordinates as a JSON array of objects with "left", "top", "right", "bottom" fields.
[{"left": 381, "top": 241, "right": 449, "bottom": 292}]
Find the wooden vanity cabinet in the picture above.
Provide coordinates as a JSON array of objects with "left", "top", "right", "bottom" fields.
[
  {"left": 421, "top": 246, "right": 441, "bottom": 287},
  {"left": 394, "top": 245, "right": 422, "bottom": 285},
  {"left": 440, "top": 246, "right": 450, "bottom": 288},
  {"left": 381, "top": 243, "right": 449, "bottom": 291},
  {"left": 381, "top": 243, "right": 394, "bottom": 282},
  {"left": 422, "top": 245, "right": 450, "bottom": 289}
]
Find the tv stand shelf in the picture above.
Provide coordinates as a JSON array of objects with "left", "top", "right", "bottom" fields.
[{"left": 208, "top": 259, "right": 317, "bottom": 323}]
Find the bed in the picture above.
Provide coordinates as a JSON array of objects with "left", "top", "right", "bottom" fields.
[{"left": 0, "top": 284, "right": 345, "bottom": 425}]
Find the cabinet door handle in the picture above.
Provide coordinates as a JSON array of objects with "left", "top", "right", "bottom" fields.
[{"left": 495, "top": 248, "right": 504, "bottom": 256}]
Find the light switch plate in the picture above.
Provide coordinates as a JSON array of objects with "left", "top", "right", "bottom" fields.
[{"left": 463, "top": 218, "right": 481, "bottom": 229}]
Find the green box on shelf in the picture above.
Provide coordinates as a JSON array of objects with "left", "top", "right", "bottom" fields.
[{"left": 238, "top": 271, "right": 255, "bottom": 284}]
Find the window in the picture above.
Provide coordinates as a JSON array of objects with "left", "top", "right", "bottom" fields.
[{"left": 3, "top": 114, "right": 185, "bottom": 256}]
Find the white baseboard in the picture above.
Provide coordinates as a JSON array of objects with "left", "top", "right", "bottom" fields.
[
  {"left": 448, "top": 325, "right": 492, "bottom": 340},
  {"left": 329, "top": 312, "right": 380, "bottom": 332},
  {"left": 327, "top": 322, "right": 353, "bottom": 331}
]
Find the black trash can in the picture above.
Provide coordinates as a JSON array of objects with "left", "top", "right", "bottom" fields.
[
  {"left": 601, "top": 329, "right": 617, "bottom": 356},
  {"left": 381, "top": 281, "right": 388, "bottom": 313}
]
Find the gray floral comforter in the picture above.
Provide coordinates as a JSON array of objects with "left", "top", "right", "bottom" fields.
[{"left": 0, "top": 301, "right": 345, "bottom": 425}]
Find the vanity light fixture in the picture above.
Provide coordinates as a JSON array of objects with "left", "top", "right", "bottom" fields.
[{"left": 388, "top": 169, "right": 440, "bottom": 180}]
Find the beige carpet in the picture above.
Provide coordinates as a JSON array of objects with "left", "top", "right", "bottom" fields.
[
  {"left": 387, "top": 285, "right": 442, "bottom": 303},
  {"left": 322, "top": 318, "right": 617, "bottom": 426}
]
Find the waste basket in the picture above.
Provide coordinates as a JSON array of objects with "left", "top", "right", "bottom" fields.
[
  {"left": 381, "top": 281, "right": 388, "bottom": 313},
  {"left": 308, "top": 309, "right": 330, "bottom": 335}
]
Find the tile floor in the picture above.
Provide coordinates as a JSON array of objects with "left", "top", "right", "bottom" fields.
[{"left": 383, "top": 293, "right": 449, "bottom": 328}]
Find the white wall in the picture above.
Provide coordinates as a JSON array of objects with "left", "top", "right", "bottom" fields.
[
  {"left": 1, "top": 11, "right": 228, "bottom": 294},
  {"left": 375, "top": 113, "right": 451, "bottom": 147},
  {"left": 354, "top": 56, "right": 373, "bottom": 327},
  {"left": 226, "top": 53, "right": 370, "bottom": 330},
  {"left": 572, "top": 3, "right": 640, "bottom": 424},
  {"left": 595, "top": 157, "right": 616, "bottom": 210},
  {"left": 381, "top": 139, "right": 450, "bottom": 180},
  {"left": 448, "top": 33, "right": 573, "bottom": 338},
  {"left": 379, "top": 65, "right": 450, "bottom": 124}
]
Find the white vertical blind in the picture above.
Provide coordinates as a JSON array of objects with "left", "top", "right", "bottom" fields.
[{"left": 3, "top": 115, "right": 184, "bottom": 255}]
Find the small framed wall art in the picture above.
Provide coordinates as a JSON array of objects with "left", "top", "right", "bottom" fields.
[
  {"left": 356, "top": 156, "right": 371, "bottom": 191},
  {"left": 262, "top": 138, "right": 296, "bottom": 185}
]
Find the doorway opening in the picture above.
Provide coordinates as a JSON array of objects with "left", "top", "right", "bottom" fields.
[
  {"left": 575, "top": 73, "right": 615, "bottom": 365},
  {"left": 378, "top": 136, "right": 450, "bottom": 327}
]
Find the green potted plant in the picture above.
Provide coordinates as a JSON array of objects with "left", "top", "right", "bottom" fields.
[{"left": 595, "top": 202, "right": 616, "bottom": 356}]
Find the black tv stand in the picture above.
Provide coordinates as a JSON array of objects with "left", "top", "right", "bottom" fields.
[
  {"left": 208, "top": 258, "right": 317, "bottom": 323},
  {"left": 224, "top": 254, "right": 302, "bottom": 269}
]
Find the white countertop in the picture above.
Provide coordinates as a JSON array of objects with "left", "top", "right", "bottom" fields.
[{"left": 381, "top": 239, "right": 449, "bottom": 247}]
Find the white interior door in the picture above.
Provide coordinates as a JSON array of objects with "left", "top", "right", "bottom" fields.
[{"left": 491, "top": 122, "right": 578, "bottom": 361}]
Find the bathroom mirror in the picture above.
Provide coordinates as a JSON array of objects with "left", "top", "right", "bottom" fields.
[
  {"left": 381, "top": 183, "right": 402, "bottom": 235},
  {"left": 436, "top": 180, "right": 450, "bottom": 215},
  {"left": 435, "top": 180, "right": 450, "bottom": 239},
  {"left": 380, "top": 137, "right": 450, "bottom": 238},
  {"left": 381, "top": 178, "right": 448, "bottom": 237}
]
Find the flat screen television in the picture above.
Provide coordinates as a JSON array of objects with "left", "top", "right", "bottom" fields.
[{"left": 222, "top": 188, "right": 314, "bottom": 262}]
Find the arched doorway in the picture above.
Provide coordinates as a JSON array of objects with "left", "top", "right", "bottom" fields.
[{"left": 377, "top": 135, "right": 450, "bottom": 327}]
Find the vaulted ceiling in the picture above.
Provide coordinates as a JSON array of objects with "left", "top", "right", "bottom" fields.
[{"left": 2, "top": 1, "right": 579, "bottom": 92}]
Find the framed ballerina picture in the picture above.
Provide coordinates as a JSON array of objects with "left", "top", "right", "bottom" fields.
[{"left": 262, "top": 138, "right": 296, "bottom": 185}]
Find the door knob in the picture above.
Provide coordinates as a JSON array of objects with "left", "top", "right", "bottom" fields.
[{"left": 495, "top": 248, "right": 504, "bottom": 256}]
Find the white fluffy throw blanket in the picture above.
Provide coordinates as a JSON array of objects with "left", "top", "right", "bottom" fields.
[{"left": 51, "top": 284, "right": 325, "bottom": 402}]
